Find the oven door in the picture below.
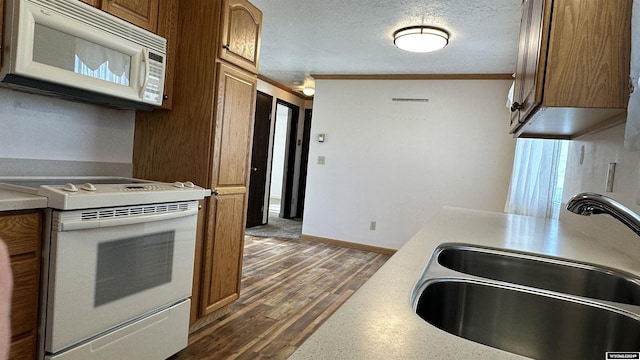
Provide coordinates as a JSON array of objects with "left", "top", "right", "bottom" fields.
[{"left": 44, "top": 202, "right": 198, "bottom": 354}]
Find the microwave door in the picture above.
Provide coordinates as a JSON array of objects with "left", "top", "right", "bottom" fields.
[
  {"left": 2, "top": 0, "right": 163, "bottom": 110},
  {"left": 16, "top": 8, "right": 140, "bottom": 97}
]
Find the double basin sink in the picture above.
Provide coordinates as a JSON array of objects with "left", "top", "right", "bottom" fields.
[{"left": 411, "top": 244, "right": 640, "bottom": 359}]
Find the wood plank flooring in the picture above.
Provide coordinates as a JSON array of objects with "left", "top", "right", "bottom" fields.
[{"left": 172, "top": 235, "right": 391, "bottom": 360}]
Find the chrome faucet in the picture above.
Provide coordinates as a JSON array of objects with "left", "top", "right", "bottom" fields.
[{"left": 566, "top": 192, "right": 640, "bottom": 236}]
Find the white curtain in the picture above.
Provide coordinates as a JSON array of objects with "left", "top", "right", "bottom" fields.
[{"left": 504, "top": 138, "right": 563, "bottom": 218}]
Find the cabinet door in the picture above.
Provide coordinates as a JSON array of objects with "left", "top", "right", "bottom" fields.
[
  {"left": 219, "top": 0, "right": 262, "bottom": 74},
  {"left": 0, "top": 211, "right": 42, "bottom": 360},
  {"left": 101, "top": 0, "right": 159, "bottom": 32},
  {"left": 156, "top": 0, "right": 178, "bottom": 109},
  {"left": 78, "top": 0, "right": 100, "bottom": 6},
  {"left": 511, "top": 0, "right": 545, "bottom": 130},
  {"left": 200, "top": 63, "right": 256, "bottom": 315}
]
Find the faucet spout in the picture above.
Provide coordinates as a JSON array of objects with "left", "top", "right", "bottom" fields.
[{"left": 566, "top": 192, "right": 640, "bottom": 236}]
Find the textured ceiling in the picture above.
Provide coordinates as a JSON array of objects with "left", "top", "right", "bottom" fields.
[{"left": 250, "top": 0, "right": 522, "bottom": 94}]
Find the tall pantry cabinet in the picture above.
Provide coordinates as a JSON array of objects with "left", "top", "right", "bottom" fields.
[{"left": 132, "top": 0, "right": 261, "bottom": 327}]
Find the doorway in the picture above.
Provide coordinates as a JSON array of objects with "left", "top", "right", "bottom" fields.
[
  {"left": 247, "top": 95, "right": 307, "bottom": 229},
  {"left": 271, "top": 100, "right": 299, "bottom": 219}
]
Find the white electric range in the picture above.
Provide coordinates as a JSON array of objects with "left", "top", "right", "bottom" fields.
[{"left": 0, "top": 176, "right": 208, "bottom": 360}]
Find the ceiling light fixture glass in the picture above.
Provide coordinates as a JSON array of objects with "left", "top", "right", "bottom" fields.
[
  {"left": 393, "top": 26, "right": 449, "bottom": 53},
  {"left": 302, "top": 87, "right": 315, "bottom": 96}
]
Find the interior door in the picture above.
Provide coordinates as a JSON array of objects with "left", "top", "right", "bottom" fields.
[{"left": 246, "top": 91, "right": 273, "bottom": 227}]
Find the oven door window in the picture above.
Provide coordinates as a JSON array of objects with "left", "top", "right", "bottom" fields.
[{"left": 95, "top": 231, "right": 175, "bottom": 307}]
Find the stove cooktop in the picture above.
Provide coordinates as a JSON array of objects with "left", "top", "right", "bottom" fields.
[
  {"left": 0, "top": 176, "right": 150, "bottom": 189},
  {"left": 0, "top": 176, "right": 208, "bottom": 210}
]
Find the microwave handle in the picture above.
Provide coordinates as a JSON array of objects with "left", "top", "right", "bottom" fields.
[{"left": 139, "top": 49, "right": 151, "bottom": 99}]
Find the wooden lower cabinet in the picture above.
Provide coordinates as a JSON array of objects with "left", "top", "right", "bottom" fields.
[
  {"left": 201, "top": 193, "right": 246, "bottom": 314},
  {"left": 0, "top": 211, "right": 42, "bottom": 360}
]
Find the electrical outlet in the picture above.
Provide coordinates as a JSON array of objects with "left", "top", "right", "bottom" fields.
[{"left": 370, "top": 221, "right": 376, "bottom": 230}]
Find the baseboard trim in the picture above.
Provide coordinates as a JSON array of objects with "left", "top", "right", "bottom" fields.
[{"left": 300, "top": 234, "right": 396, "bottom": 255}]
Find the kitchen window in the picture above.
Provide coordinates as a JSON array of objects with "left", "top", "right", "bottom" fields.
[{"left": 505, "top": 139, "right": 569, "bottom": 219}]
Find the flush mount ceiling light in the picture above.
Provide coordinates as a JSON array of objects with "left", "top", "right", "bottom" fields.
[
  {"left": 302, "top": 87, "right": 315, "bottom": 96},
  {"left": 393, "top": 26, "right": 449, "bottom": 53}
]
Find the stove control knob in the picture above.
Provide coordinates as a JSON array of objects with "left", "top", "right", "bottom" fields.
[
  {"left": 173, "top": 181, "right": 185, "bottom": 188},
  {"left": 63, "top": 183, "right": 78, "bottom": 192},
  {"left": 184, "top": 181, "right": 195, "bottom": 188},
  {"left": 81, "top": 183, "right": 97, "bottom": 192}
]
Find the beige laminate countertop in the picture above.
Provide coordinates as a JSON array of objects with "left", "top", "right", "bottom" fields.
[
  {"left": 289, "top": 207, "right": 640, "bottom": 359},
  {"left": 0, "top": 188, "right": 47, "bottom": 211}
]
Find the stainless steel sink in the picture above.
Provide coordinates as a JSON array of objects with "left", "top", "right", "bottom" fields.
[
  {"left": 415, "top": 279, "right": 640, "bottom": 359},
  {"left": 437, "top": 244, "right": 640, "bottom": 305},
  {"left": 411, "top": 243, "right": 640, "bottom": 358}
]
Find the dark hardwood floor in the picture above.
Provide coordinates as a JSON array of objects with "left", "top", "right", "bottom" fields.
[{"left": 173, "top": 235, "right": 391, "bottom": 359}]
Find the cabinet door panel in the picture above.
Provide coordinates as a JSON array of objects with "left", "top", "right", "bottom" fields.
[
  {"left": 0, "top": 212, "right": 41, "bottom": 360},
  {"left": 9, "top": 336, "right": 35, "bottom": 360},
  {"left": 213, "top": 63, "right": 257, "bottom": 187},
  {"left": 199, "top": 63, "right": 256, "bottom": 315},
  {"left": 79, "top": 0, "right": 100, "bottom": 6},
  {"left": 516, "top": 0, "right": 545, "bottom": 124},
  {"left": 202, "top": 193, "right": 246, "bottom": 314},
  {"left": 101, "top": 0, "right": 159, "bottom": 32},
  {"left": 156, "top": 0, "right": 178, "bottom": 109},
  {"left": 219, "top": 0, "right": 262, "bottom": 73},
  {"left": 9, "top": 258, "right": 39, "bottom": 338},
  {"left": 544, "top": 0, "right": 631, "bottom": 108}
]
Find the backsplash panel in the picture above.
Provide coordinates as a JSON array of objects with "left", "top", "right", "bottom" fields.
[
  {"left": 560, "top": 121, "right": 640, "bottom": 254},
  {"left": 0, "top": 87, "right": 135, "bottom": 165},
  {"left": 0, "top": 158, "right": 132, "bottom": 177}
]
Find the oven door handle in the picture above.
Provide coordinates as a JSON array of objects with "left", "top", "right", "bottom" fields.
[{"left": 59, "top": 208, "right": 199, "bottom": 231}]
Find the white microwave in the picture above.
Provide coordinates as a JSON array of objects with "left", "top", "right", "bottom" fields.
[{"left": 1, "top": 0, "right": 166, "bottom": 110}]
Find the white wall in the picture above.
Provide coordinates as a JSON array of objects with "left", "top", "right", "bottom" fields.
[
  {"left": 0, "top": 87, "right": 135, "bottom": 164},
  {"left": 303, "top": 79, "right": 517, "bottom": 250},
  {"left": 560, "top": 120, "right": 640, "bottom": 255}
]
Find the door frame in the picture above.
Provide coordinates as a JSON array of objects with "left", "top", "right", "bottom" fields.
[
  {"left": 296, "top": 109, "right": 312, "bottom": 218},
  {"left": 274, "top": 99, "right": 299, "bottom": 219}
]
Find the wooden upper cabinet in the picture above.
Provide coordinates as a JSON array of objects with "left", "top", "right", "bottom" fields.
[
  {"left": 510, "top": 0, "right": 631, "bottom": 139},
  {"left": 100, "top": 0, "right": 159, "bottom": 33},
  {"left": 509, "top": 0, "right": 544, "bottom": 132},
  {"left": 156, "top": 0, "right": 178, "bottom": 109},
  {"left": 219, "top": 0, "right": 262, "bottom": 74}
]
